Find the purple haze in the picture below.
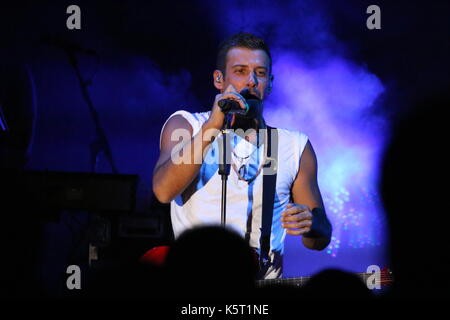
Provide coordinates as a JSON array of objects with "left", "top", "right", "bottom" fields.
[{"left": 204, "top": 0, "right": 390, "bottom": 276}]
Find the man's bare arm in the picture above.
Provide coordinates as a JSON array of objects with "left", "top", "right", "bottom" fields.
[
  {"left": 291, "top": 140, "right": 332, "bottom": 250},
  {"left": 152, "top": 85, "right": 249, "bottom": 203},
  {"left": 152, "top": 115, "right": 219, "bottom": 203}
]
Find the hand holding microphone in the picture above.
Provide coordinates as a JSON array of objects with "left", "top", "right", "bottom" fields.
[
  {"left": 218, "top": 93, "right": 249, "bottom": 115},
  {"left": 206, "top": 85, "right": 261, "bottom": 130},
  {"left": 218, "top": 87, "right": 263, "bottom": 117}
]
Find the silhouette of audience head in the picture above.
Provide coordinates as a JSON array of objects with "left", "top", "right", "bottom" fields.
[
  {"left": 300, "top": 269, "right": 373, "bottom": 300},
  {"left": 164, "top": 225, "right": 258, "bottom": 300},
  {"left": 83, "top": 260, "right": 162, "bottom": 300},
  {"left": 380, "top": 91, "right": 449, "bottom": 299}
]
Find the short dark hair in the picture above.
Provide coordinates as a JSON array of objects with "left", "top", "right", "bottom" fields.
[{"left": 216, "top": 32, "right": 272, "bottom": 76}]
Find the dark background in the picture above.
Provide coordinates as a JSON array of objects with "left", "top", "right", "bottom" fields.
[
  {"left": 0, "top": 0, "right": 448, "bottom": 298},
  {"left": 2, "top": 0, "right": 448, "bottom": 207}
]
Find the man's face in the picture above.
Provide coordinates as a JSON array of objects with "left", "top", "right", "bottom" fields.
[{"left": 219, "top": 47, "right": 272, "bottom": 100}]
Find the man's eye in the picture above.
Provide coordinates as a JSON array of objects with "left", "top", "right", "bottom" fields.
[
  {"left": 235, "top": 69, "right": 245, "bottom": 73},
  {"left": 257, "top": 71, "right": 267, "bottom": 77}
]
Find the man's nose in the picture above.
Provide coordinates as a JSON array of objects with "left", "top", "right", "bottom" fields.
[{"left": 247, "top": 71, "right": 258, "bottom": 88}]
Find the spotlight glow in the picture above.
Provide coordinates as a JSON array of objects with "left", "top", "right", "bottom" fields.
[{"left": 265, "top": 53, "right": 387, "bottom": 258}]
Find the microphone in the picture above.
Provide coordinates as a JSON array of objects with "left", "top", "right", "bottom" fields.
[
  {"left": 218, "top": 99, "right": 247, "bottom": 115},
  {"left": 218, "top": 88, "right": 261, "bottom": 118}
]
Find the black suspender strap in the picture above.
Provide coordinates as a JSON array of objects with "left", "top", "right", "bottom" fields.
[{"left": 259, "top": 126, "right": 278, "bottom": 275}]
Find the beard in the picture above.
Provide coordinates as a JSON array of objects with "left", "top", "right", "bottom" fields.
[{"left": 230, "top": 88, "right": 263, "bottom": 131}]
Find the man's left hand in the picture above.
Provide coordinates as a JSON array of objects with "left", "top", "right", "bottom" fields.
[{"left": 281, "top": 203, "right": 313, "bottom": 236}]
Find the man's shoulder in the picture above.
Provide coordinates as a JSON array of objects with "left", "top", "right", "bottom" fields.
[
  {"left": 268, "top": 126, "right": 308, "bottom": 141},
  {"left": 168, "top": 109, "right": 210, "bottom": 123},
  {"left": 162, "top": 110, "right": 211, "bottom": 136}
]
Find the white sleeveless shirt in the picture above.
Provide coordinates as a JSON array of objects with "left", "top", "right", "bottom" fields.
[{"left": 160, "top": 110, "right": 308, "bottom": 278}]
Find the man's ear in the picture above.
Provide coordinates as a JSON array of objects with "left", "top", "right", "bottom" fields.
[{"left": 213, "top": 70, "right": 224, "bottom": 91}]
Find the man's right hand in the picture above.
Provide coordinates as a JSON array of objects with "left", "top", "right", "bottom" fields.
[{"left": 206, "top": 85, "right": 249, "bottom": 130}]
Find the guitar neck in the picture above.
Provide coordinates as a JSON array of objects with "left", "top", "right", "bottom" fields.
[
  {"left": 256, "top": 276, "right": 311, "bottom": 288},
  {"left": 256, "top": 272, "right": 393, "bottom": 288}
]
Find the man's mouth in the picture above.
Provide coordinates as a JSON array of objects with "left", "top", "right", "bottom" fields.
[
  {"left": 240, "top": 88, "right": 261, "bottom": 101},
  {"left": 229, "top": 89, "right": 262, "bottom": 127}
]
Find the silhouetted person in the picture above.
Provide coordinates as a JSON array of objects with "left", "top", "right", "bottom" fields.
[
  {"left": 0, "top": 62, "right": 36, "bottom": 169},
  {"left": 380, "top": 90, "right": 449, "bottom": 299},
  {"left": 299, "top": 269, "right": 373, "bottom": 300},
  {"left": 163, "top": 225, "right": 258, "bottom": 301},
  {"left": 81, "top": 260, "right": 163, "bottom": 300},
  {"left": 0, "top": 61, "right": 41, "bottom": 299},
  {"left": 253, "top": 268, "right": 374, "bottom": 301}
]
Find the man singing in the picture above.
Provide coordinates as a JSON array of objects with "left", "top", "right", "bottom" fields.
[{"left": 152, "top": 32, "right": 332, "bottom": 279}]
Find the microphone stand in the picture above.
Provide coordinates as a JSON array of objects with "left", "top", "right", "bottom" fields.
[
  {"left": 64, "top": 50, "right": 118, "bottom": 174},
  {"left": 62, "top": 48, "right": 118, "bottom": 268},
  {"left": 218, "top": 114, "right": 232, "bottom": 226}
]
